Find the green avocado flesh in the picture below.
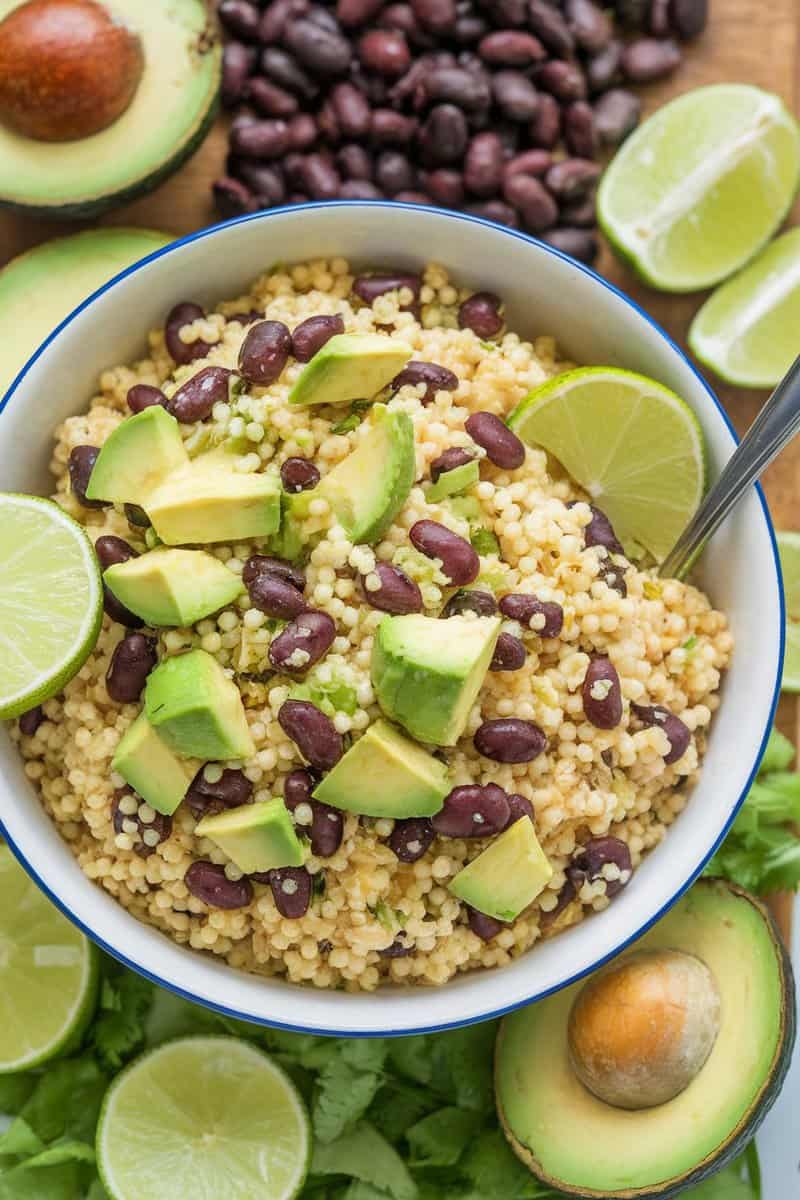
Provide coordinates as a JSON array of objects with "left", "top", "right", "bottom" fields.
[
  {"left": 195, "top": 799, "right": 305, "bottom": 874},
  {"left": 372, "top": 613, "right": 501, "bottom": 746},
  {"left": 496, "top": 880, "right": 794, "bottom": 1198},
  {"left": 288, "top": 334, "right": 411, "bottom": 407},
  {"left": 312, "top": 718, "right": 450, "bottom": 818},
  {"left": 145, "top": 650, "right": 254, "bottom": 762},
  {"left": 145, "top": 453, "right": 282, "bottom": 545},
  {"left": 426, "top": 459, "right": 480, "bottom": 503},
  {"left": 112, "top": 713, "right": 194, "bottom": 816},
  {"left": 0, "top": 0, "right": 221, "bottom": 217},
  {"left": 85, "top": 407, "right": 188, "bottom": 505},
  {"left": 0, "top": 229, "right": 171, "bottom": 400},
  {"left": 449, "top": 817, "right": 552, "bottom": 921},
  {"left": 104, "top": 548, "right": 242, "bottom": 627}
]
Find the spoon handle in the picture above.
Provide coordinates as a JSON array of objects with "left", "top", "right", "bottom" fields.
[{"left": 659, "top": 355, "right": 800, "bottom": 580}]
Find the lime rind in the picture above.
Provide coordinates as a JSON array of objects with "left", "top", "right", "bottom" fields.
[
  {"left": 0, "top": 494, "right": 103, "bottom": 718},
  {"left": 509, "top": 367, "right": 706, "bottom": 564},
  {"left": 777, "top": 531, "right": 800, "bottom": 693},
  {"left": 97, "top": 1036, "right": 311, "bottom": 1200},
  {"left": 598, "top": 84, "right": 800, "bottom": 293},
  {"left": 0, "top": 846, "right": 99, "bottom": 1072}
]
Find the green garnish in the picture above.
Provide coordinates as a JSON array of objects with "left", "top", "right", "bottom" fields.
[
  {"left": 470, "top": 528, "right": 500, "bottom": 557},
  {"left": 331, "top": 400, "right": 372, "bottom": 435}
]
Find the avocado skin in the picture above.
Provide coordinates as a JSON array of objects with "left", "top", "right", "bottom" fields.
[{"left": 495, "top": 879, "right": 796, "bottom": 1200}]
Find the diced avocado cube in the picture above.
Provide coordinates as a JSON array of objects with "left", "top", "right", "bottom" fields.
[
  {"left": 84, "top": 406, "right": 188, "bottom": 505},
  {"left": 427, "top": 459, "right": 480, "bottom": 503},
  {"left": 146, "top": 453, "right": 281, "bottom": 545},
  {"left": 112, "top": 712, "right": 195, "bottom": 816},
  {"left": 145, "top": 649, "right": 254, "bottom": 761},
  {"left": 104, "top": 548, "right": 243, "bottom": 627},
  {"left": 288, "top": 333, "right": 411, "bottom": 407},
  {"left": 449, "top": 816, "right": 553, "bottom": 922},
  {"left": 265, "top": 494, "right": 306, "bottom": 563},
  {"left": 318, "top": 407, "right": 415, "bottom": 545},
  {"left": 372, "top": 613, "right": 501, "bottom": 747},
  {"left": 195, "top": 798, "right": 305, "bottom": 874},
  {"left": 312, "top": 718, "right": 449, "bottom": 818}
]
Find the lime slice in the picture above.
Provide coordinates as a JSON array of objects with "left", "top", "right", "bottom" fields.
[
  {"left": 689, "top": 229, "right": 800, "bottom": 387},
  {"left": 0, "top": 845, "right": 99, "bottom": 1071},
  {"left": 777, "top": 531, "right": 800, "bottom": 692},
  {"left": 598, "top": 85, "right": 800, "bottom": 293},
  {"left": 97, "top": 1037, "right": 310, "bottom": 1200},
  {"left": 508, "top": 367, "right": 705, "bottom": 563},
  {"left": 0, "top": 494, "right": 103, "bottom": 718}
]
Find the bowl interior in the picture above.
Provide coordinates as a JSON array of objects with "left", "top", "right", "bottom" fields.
[{"left": 0, "top": 203, "right": 782, "bottom": 1035}]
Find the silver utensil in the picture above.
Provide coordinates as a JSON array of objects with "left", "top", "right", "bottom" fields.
[{"left": 659, "top": 354, "right": 800, "bottom": 579}]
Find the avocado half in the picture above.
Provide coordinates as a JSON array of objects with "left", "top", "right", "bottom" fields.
[
  {"left": 495, "top": 879, "right": 796, "bottom": 1199},
  {"left": 0, "top": 0, "right": 220, "bottom": 217}
]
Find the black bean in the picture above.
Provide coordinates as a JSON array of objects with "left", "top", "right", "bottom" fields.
[
  {"left": 352, "top": 273, "right": 422, "bottom": 303},
  {"left": 505, "top": 792, "right": 534, "bottom": 826},
  {"left": 575, "top": 502, "right": 624, "bottom": 554},
  {"left": 466, "top": 905, "right": 507, "bottom": 940},
  {"left": 243, "top": 555, "right": 305, "bottom": 593},
  {"left": 670, "top": 0, "right": 708, "bottom": 39},
  {"left": 222, "top": 42, "right": 257, "bottom": 107},
  {"left": 409, "top": 519, "right": 479, "bottom": 586},
  {"left": 127, "top": 383, "right": 166, "bottom": 413},
  {"left": 301, "top": 152, "right": 342, "bottom": 199},
  {"left": 388, "top": 816, "right": 436, "bottom": 862},
  {"left": 362, "top": 561, "right": 423, "bottom": 614},
  {"left": 564, "top": 101, "right": 597, "bottom": 158},
  {"left": 465, "top": 411, "right": 524, "bottom": 470},
  {"left": 425, "top": 167, "right": 464, "bottom": 207},
  {"left": 565, "top": 0, "right": 612, "bottom": 51},
  {"left": 597, "top": 558, "right": 628, "bottom": 597},
  {"left": 535, "top": 59, "right": 587, "bottom": 102},
  {"left": 236, "top": 161, "right": 287, "bottom": 207},
  {"left": 528, "top": 0, "right": 575, "bottom": 56},
  {"left": 529, "top": 91, "right": 561, "bottom": 148},
  {"left": 97, "top": 536, "right": 142, "bottom": 626},
  {"left": 375, "top": 150, "right": 417, "bottom": 194},
  {"left": 18, "top": 706, "right": 43, "bottom": 736},
  {"left": 415, "top": 66, "right": 491, "bottom": 111},
  {"left": 442, "top": 588, "right": 497, "bottom": 617},
  {"left": 283, "top": 150, "right": 310, "bottom": 190},
  {"left": 540, "top": 878, "right": 577, "bottom": 927},
  {"left": 543, "top": 227, "right": 599, "bottom": 265},
  {"left": 503, "top": 149, "right": 553, "bottom": 179},
  {"left": 463, "top": 131, "right": 504, "bottom": 197},
  {"left": 502, "top": 172, "right": 557, "bottom": 232},
  {"left": 458, "top": 291, "right": 503, "bottom": 338},
  {"left": 478, "top": 30, "right": 544, "bottom": 65},
  {"left": 430, "top": 447, "right": 474, "bottom": 483},
  {"left": 310, "top": 802, "right": 344, "bottom": 856},
  {"left": 287, "top": 112, "right": 318, "bottom": 150},
  {"left": 412, "top": 0, "right": 456, "bottom": 34},
  {"left": 270, "top": 611, "right": 337, "bottom": 675},
  {"left": 259, "top": 0, "right": 310, "bottom": 45},
  {"left": 284, "top": 767, "right": 316, "bottom": 811},
  {"left": 328, "top": 81, "right": 370, "bottom": 138},
  {"left": 499, "top": 593, "right": 563, "bottom": 637},
  {"left": 124, "top": 504, "right": 150, "bottom": 529},
  {"left": 454, "top": 10, "right": 489, "bottom": 43},
  {"left": 419, "top": 104, "right": 469, "bottom": 164},
  {"left": 281, "top": 456, "right": 322, "bottom": 492},
  {"left": 380, "top": 2, "right": 433, "bottom": 46},
  {"left": 593, "top": 88, "right": 641, "bottom": 144},
  {"left": 358, "top": 29, "right": 411, "bottom": 76},
  {"left": 392, "top": 360, "right": 459, "bottom": 403},
  {"left": 278, "top": 699, "right": 343, "bottom": 769},
  {"left": 481, "top": 0, "right": 526, "bottom": 25},
  {"left": 432, "top": 784, "right": 510, "bottom": 837},
  {"left": 186, "top": 767, "right": 254, "bottom": 820},
  {"left": 247, "top": 76, "right": 299, "bottom": 117},
  {"left": 219, "top": 0, "right": 260, "bottom": 39},
  {"left": 379, "top": 931, "right": 416, "bottom": 957},
  {"left": 492, "top": 71, "right": 540, "bottom": 122},
  {"left": 545, "top": 157, "right": 601, "bottom": 199},
  {"left": 621, "top": 36, "right": 681, "bottom": 81},
  {"left": 370, "top": 107, "right": 418, "bottom": 145},
  {"left": 106, "top": 634, "right": 157, "bottom": 704},
  {"left": 650, "top": 0, "right": 671, "bottom": 36},
  {"left": 307, "top": 6, "right": 341, "bottom": 33},
  {"left": 266, "top": 866, "right": 313, "bottom": 916},
  {"left": 165, "top": 302, "right": 210, "bottom": 365},
  {"left": 582, "top": 657, "right": 623, "bottom": 729},
  {"left": 239, "top": 319, "right": 292, "bottom": 385},
  {"left": 631, "top": 703, "right": 691, "bottom": 765},
  {"left": 340, "top": 180, "right": 384, "bottom": 198},
  {"left": 490, "top": 631, "right": 526, "bottom": 671},
  {"left": 337, "top": 0, "right": 385, "bottom": 26},
  {"left": 337, "top": 143, "right": 373, "bottom": 179},
  {"left": 283, "top": 17, "right": 352, "bottom": 75},
  {"left": 474, "top": 718, "right": 547, "bottom": 763},
  {"left": 569, "top": 836, "right": 632, "bottom": 898},
  {"left": 247, "top": 572, "right": 309, "bottom": 618},
  {"left": 113, "top": 788, "right": 172, "bottom": 858},
  {"left": 167, "top": 366, "right": 232, "bottom": 424},
  {"left": 586, "top": 39, "right": 622, "bottom": 92},
  {"left": 213, "top": 176, "right": 257, "bottom": 218},
  {"left": 68, "top": 445, "right": 105, "bottom": 509},
  {"left": 261, "top": 47, "right": 319, "bottom": 99},
  {"left": 185, "top": 860, "right": 253, "bottom": 908},
  {"left": 615, "top": 0, "right": 650, "bottom": 28},
  {"left": 230, "top": 117, "right": 292, "bottom": 159},
  {"left": 559, "top": 195, "right": 597, "bottom": 228}
]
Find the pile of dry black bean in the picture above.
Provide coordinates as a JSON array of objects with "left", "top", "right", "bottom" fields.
[{"left": 213, "top": 0, "right": 708, "bottom": 263}]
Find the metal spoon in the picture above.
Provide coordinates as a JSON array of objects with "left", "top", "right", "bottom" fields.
[{"left": 659, "top": 354, "right": 800, "bottom": 579}]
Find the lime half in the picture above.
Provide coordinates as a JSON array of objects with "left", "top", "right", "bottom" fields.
[
  {"left": 690, "top": 229, "right": 800, "bottom": 387},
  {"left": 0, "top": 845, "right": 99, "bottom": 1071},
  {"left": 97, "top": 1037, "right": 310, "bottom": 1200},
  {"left": 508, "top": 367, "right": 705, "bottom": 563},
  {"left": 598, "top": 85, "right": 800, "bottom": 293},
  {"left": 0, "top": 494, "right": 102, "bottom": 718},
  {"left": 777, "top": 531, "right": 800, "bottom": 692}
]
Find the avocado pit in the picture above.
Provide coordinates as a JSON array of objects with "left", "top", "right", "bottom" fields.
[
  {"left": 0, "top": 0, "right": 143, "bottom": 142},
  {"left": 567, "top": 949, "right": 721, "bottom": 1110}
]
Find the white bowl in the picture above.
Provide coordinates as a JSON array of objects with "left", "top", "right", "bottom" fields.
[{"left": 0, "top": 203, "right": 784, "bottom": 1036}]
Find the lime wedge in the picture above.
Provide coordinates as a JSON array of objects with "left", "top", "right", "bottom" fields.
[
  {"left": 508, "top": 367, "right": 705, "bottom": 563},
  {"left": 0, "top": 845, "right": 99, "bottom": 1071},
  {"left": 0, "top": 494, "right": 102, "bottom": 718},
  {"left": 598, "top": 85, "right": 800, "bottom": 293},
  {"left": 97, "top": 1037, "right": 310, "bottom": 1200},
  {"left": 777, "top": 531, "right": 800, "bottom": 692},
  {"left": 690, "top": 229, "right": 800, "bottom": 387}
]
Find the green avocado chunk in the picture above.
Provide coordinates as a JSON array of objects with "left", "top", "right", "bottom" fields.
[
  {"left": 145, "top": 649, "right": 254, "bottom": 761},
  {"left": 111, "top": 712, "right": 195, "bottom": 816},
  {"left": 495, "top": 878, "right": 796, "bottom": 1198},
  {"left": 0, "top": 0, "right": 221, "bottom": 218},
  {"left": 145, "top": 452, "right": 281, "bottom": 545},
  {"left": 317, "top": 406, "right": 415, "bottom": 545},
  {"left": 288, "top": 333, "right": 411, "bottom": 407},
  {"left": 104, "top": 548, "right": 242, "bottom": 626},
  {"left": 426, "top": 459, "right": 480, "bottom": 503},
  {"left": 312, "top": 718, "right": 450, "bottom": 818},
  {"left": 449, "top": 817, "right": 552, "bottom": 921},
  {"left": 195, "top": 798, "right": 305, "bottom": 874},
  {"left": 84, "top": 406, "right": 188, "bottom": 506},
  {"left": 372, "top": 613, "right": 501, "bottom": 746}
]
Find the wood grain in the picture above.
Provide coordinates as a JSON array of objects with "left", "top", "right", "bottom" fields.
[{"left": 0, "top": 1, "right": 797, "bottom": 932}]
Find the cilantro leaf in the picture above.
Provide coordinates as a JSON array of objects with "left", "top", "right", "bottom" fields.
[
  {"left": 406, "top": 1106, "right": 484, "bottom": 1167},
  {"left": 91, "top": 965, "right": 155, "bottom": 1070},
  {"left": 0, "top": 1162, "right": 88, "bottom": 1200},
  {"left": 0, "top": 1074, "right": 36, "bottom": 1115},
  {"left": 758, "top": 729, "right": 795, "bottom": 774},
  {"left": 461, "top": 1129, "right": 557, "bottom": 1198},
  {"left": 313, "top": 1057, "right": 384, "bottom": 1144},
  {"left": 368, "top": 1081, "right": 439, "bottom": 1145},
  {"left": 311, "top": 1121, "right": 417, "bottom": 1200},
  {"left": 439, "top": 1024, "right": 497, "bottom": 1114},
  {"left": 0, "top": 1115, "right": 44, "bottom": 1161},
  {"left": 20, "top": 1059, "right": 107, "bottom": 1145}
]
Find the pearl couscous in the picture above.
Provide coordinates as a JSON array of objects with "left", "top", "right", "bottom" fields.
[{"left": 13, "top": 258, "right": 732, "bottom": 991}]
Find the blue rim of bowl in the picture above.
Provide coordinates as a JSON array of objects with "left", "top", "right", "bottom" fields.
[{"left": 0, "top": 201, "right": 786, "bottom": 1037}]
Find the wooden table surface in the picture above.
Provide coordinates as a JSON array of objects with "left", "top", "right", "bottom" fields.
[{"left": 0, "top": 0, "right": 797, "bottom": 927}]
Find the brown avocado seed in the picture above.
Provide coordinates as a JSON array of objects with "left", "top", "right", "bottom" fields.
[
  {"left": 0, "top": 0, "right": 144, "bottom": 142},
  {"left": 567, "top": 949, "right": 721, "bottom": 1110}
]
